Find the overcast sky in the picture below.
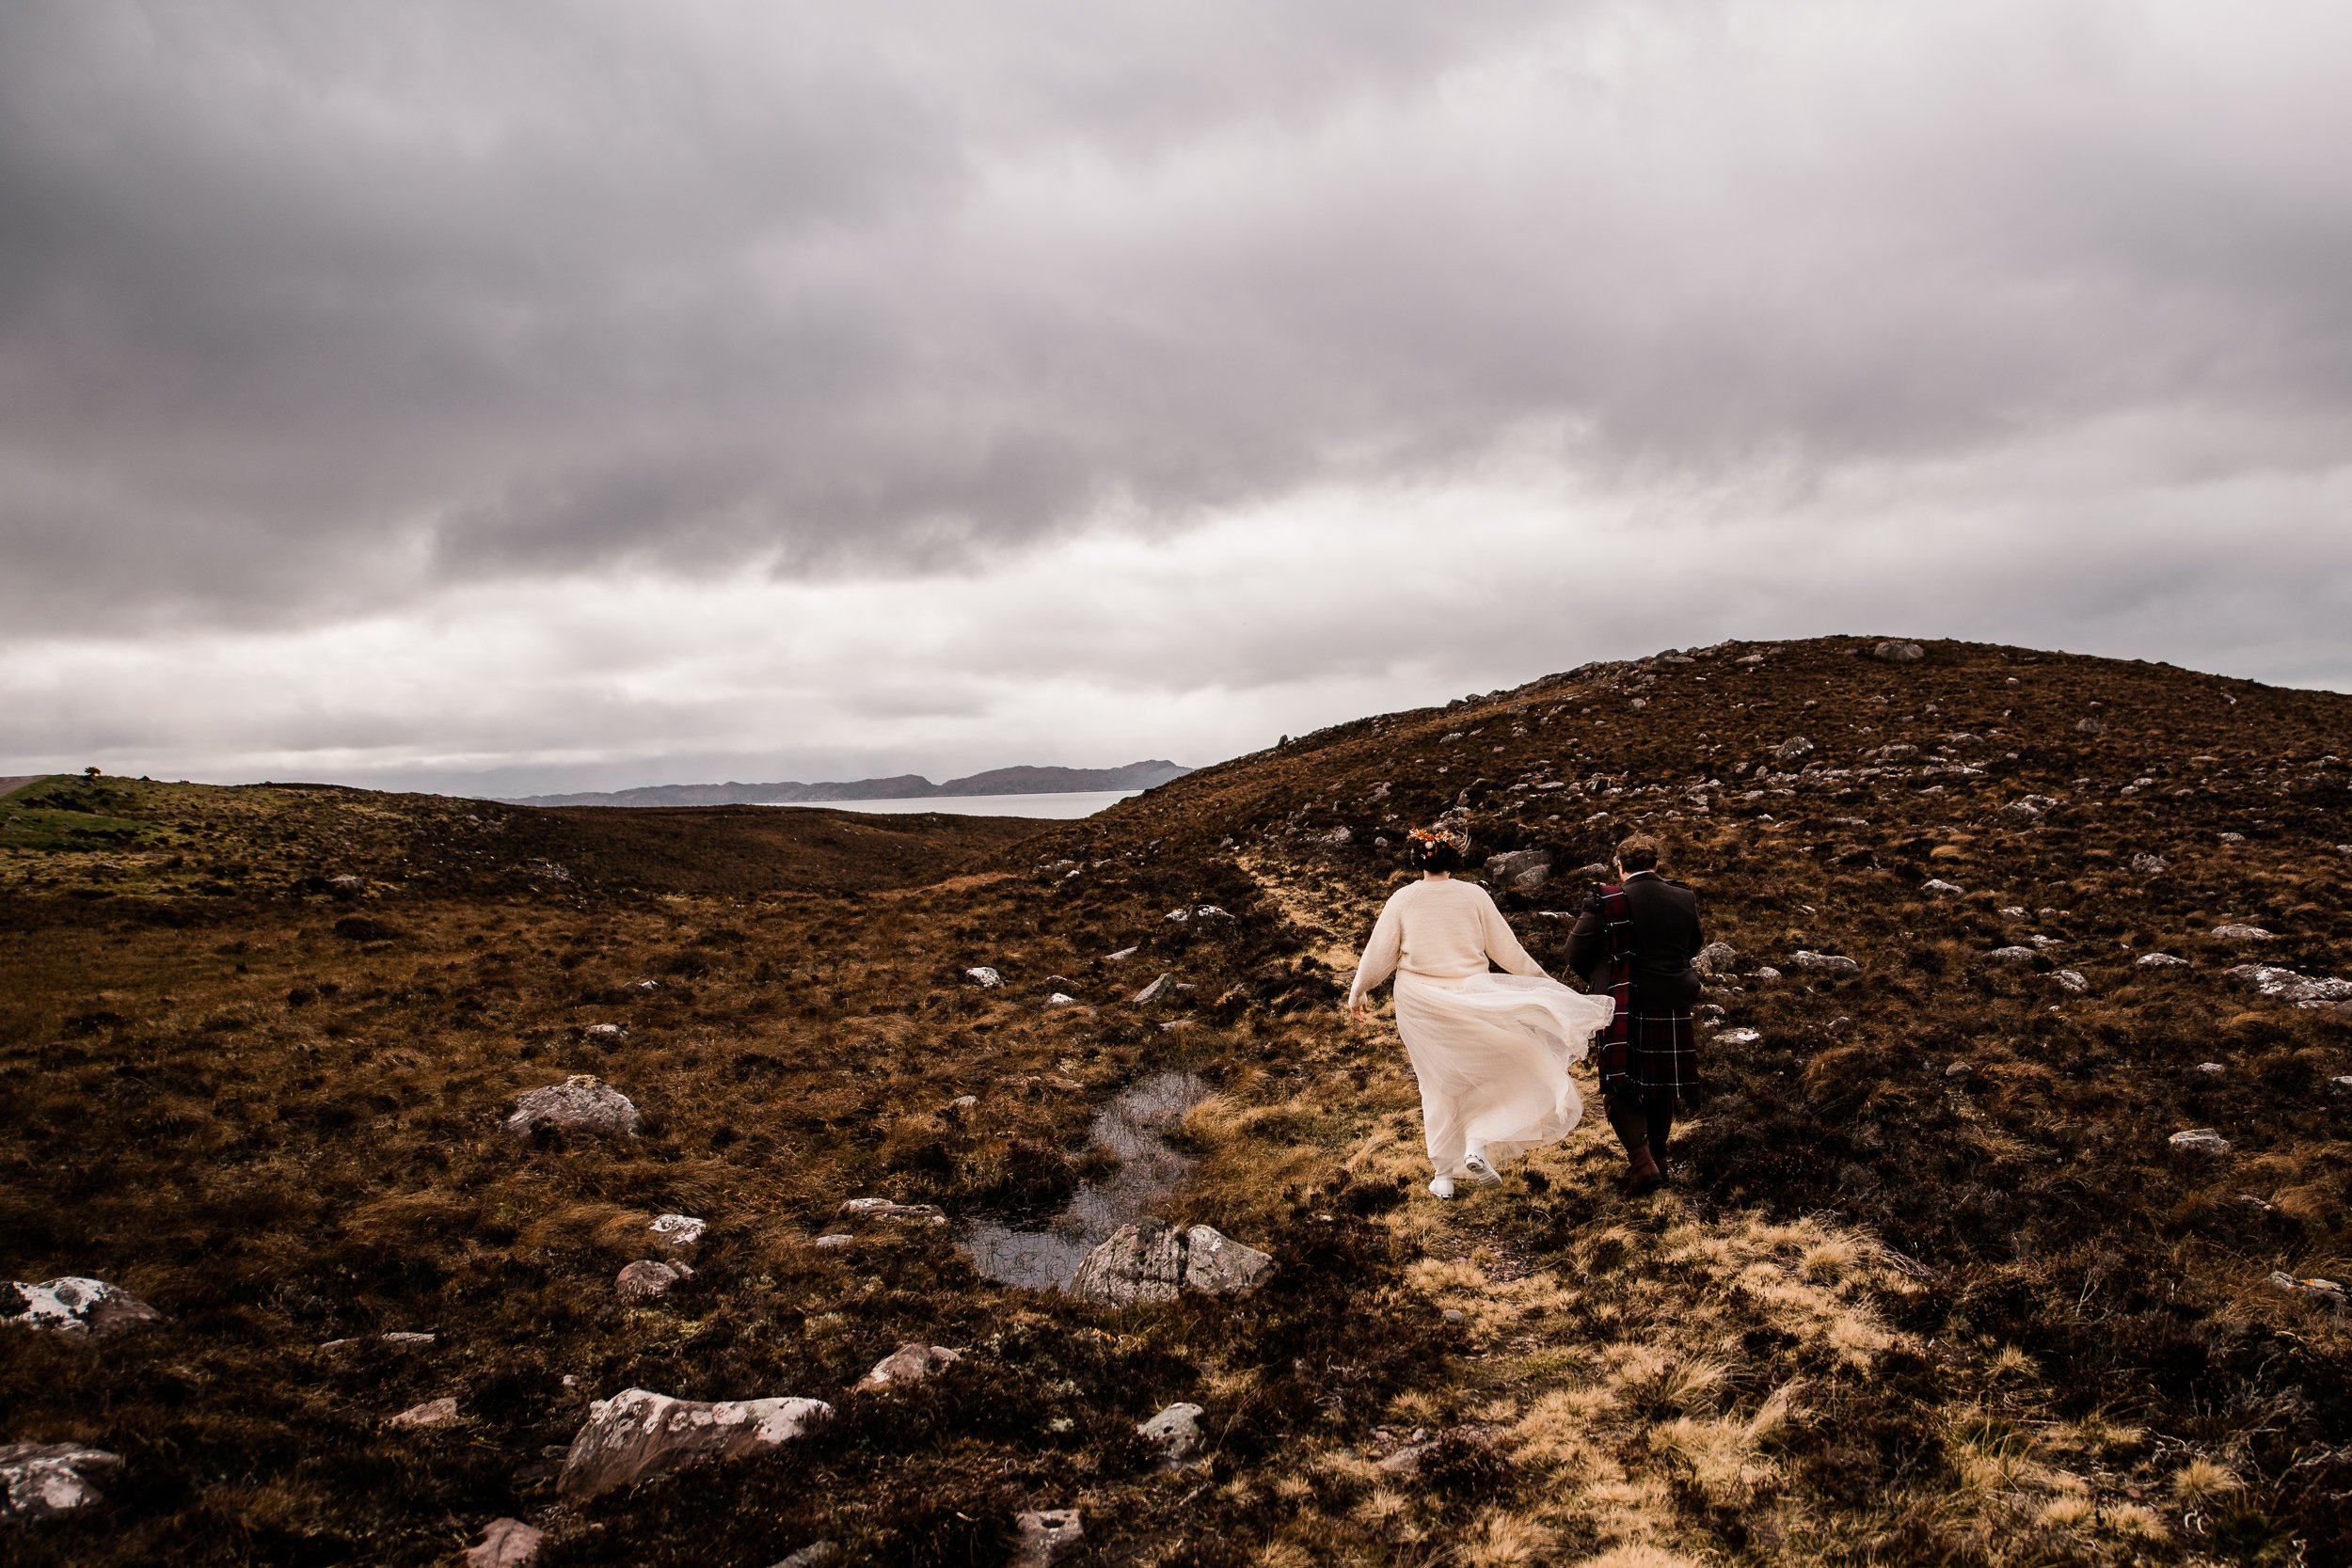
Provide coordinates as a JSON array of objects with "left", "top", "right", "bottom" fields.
[{"left": 5, "top": 1, "right": 2349, "bottom": 795}]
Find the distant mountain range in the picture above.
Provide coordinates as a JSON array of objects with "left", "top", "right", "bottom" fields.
[{"left": 499, "top": 759, "right": 1192, "bottom": 809}]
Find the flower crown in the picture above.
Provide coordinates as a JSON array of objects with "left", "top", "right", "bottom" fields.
[{"left": 1407, "top": 825, "right": 1471, "bottom": 855}]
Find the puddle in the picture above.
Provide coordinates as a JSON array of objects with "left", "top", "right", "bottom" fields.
[{"left": 960, "top": 1069, "right": 1212, "bottom": 1291}]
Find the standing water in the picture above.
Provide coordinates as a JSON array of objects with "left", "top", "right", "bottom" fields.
[{"left": 960, "top": 1070, "right": 1212, "bottom": 1290}]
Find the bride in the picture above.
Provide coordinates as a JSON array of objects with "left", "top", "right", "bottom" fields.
[{"left": 1346, "top": 826, "right": 1614, "bottom": 1198}]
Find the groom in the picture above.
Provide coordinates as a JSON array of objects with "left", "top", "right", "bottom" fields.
[{"left": 1565, "top": 833, "right": 1705, "bottom": 1196}]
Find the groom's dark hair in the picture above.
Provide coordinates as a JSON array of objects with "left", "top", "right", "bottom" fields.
[{"left": 1615, "top": 833, "right": 1663, "bottom": 872}]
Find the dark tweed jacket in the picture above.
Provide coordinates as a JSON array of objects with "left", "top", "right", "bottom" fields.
[{"left": 1565, "top": 871, "right": 1705, "bottom": 1005}]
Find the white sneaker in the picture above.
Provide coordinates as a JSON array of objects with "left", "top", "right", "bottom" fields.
[
  {"left": 1428, "top": 1175, "right": 1456, "bottom": 1199},
  {"left": 1462, "top": 1148, "right": 1502, "bottom": 1186}
]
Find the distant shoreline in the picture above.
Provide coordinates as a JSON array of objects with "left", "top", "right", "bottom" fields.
[
  {"left": 759, "top": 789, "right": 1140, "bottom": 819},
  {"left": 500, "top": 759, "right": 1188, "bottom": 809}
]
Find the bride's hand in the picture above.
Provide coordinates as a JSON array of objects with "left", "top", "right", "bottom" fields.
[{"left": 1348, "top": 999, "right": 1372, "bottom": 1023}]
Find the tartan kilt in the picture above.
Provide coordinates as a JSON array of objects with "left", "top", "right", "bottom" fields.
[{"left": 1616, "top": 997, "right": 1700, "bottom": 1102}]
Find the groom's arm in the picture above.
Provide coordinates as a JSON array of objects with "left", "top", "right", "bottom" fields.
[{"left": 1565, "top": 889, "right": 1604, "bottom": 978}]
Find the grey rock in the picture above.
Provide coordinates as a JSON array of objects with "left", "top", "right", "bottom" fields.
[
  {"left": 1872, "top": 641, "right": 1926, "bottom": 663},
  {"left": 852, "top": 1342, "right": 961, "bottom": 1393},
  {"left": 1136, "top": 1402, "right": 1206, "bottom": 1465},
  {"left": 1879, "top": 743, "right": 1920, "bottom": 760},
  {"left": 2196, "top": 1062, "right": 2227, "bottom": 1075},
  {"left": 2211, "top": 924, "right": 2275, "bottom": 942},
  {"left": 2217, "top": 831, "right": 2247, "bottom": 845},
  {"left": 839, "top": 1197, "right": 947, "bottom": 1226},
  {"left": 1105, "top": 946, "right": 1138, "bottom": 961},
  {"left": 0, "top": 1443, "right": 123, "bottom": 1519},
  {"left": 1483, "top": 848, "right": 1552, "bottom": 892},
  {"left": 1753, "top": 966, "right": 1782, "bottom": 982},
  {"left": 557, "top": 1387, "right": 832, "bottom": 1500},
  {"left": 1316, "top": 825, "right": 1354, "bottom": 847},
  {"left": 1921, "top": 879, "right": 1963, "bottom": 895},
  {"left": 2227, "top": 963, "right": 2352, "bottom": 1006},
  {"left": 647, "top": 1213, "right": 706, "bottom": 1252},
  {"left": 389, "top": 1396, "right": 460, "bottom": 1430},
  {"left": 2, "top": 1276, "right": 163, "bottom": 1338},
  {"left": 2052, "top": 969, "right": 2090, "bottom": 994},
  {"left": 2136, "top": 952, "right": 2188, "bottom": 969},
  {"left": 1985, "top": 946, "right": 2039, "bottom": 966},
  {"left": 1692, "top": 941, "right": 1739, "bottom": 976},
  {"left": 582, "top": 1022, "right": 626, "bottom": 1038},
  {"left": 2270, "top": 1272, "right": 2346, "bottom": 1304},
  {"left": 2075, "top": 717, "right": 2107, "bottom": 736},
  {"left": 1045, "top": 992, "right": 1077, "bottom": 1006},
  {"left": 2130, "top": 853, "right": 2169, "bottom": 876},
  {"left": 1378, "top": 1425, "right": 1495, "bottom": 1477},
  {"left": 1183, "top": 1226, "right": 1277, "bottom": 1296},
  {"left": 965, "top": 966, "right": 1003, "bottom": 988},
  {"left": 505, "top": 1075, "right": 639, "bottom": 1138},
  {"left": 464, "top": 1517, "right": 543, "bottom": 1568},
  {"left": 1131, "top": 972, "right": 1177, "bottom": 1006},
  {"left": 1070, "top": 1220, "right": 1275, "bottom": 1306},
  {"left": 1013, "top": 1509, "right": 1084, "bottom": 1567},
  {"left": 1716, "top": 1027, "right": 1762, "bottom": 1047},
  {"left": 615, "top": 1259, "right": 693, "bottom": 1301},
  {"left": 1775, "top": 736, "right": 1815, "bottom": 764},
  {"left": 770, "top": 1544, "right": 842, "bottom": 1568},
  {"left": 2169, "top": 1129, "right": 2232, "bottom": 1155},
  {"left": 1946, "top": 1061, "right": 1971, "bottom": 1078},
  {"left": 1994, "top": 800, "right": 2044, "bottom": 824},
  {"left": 1792, "top": 950, "right": 1860, "bottom": 975},
  {"left": 812, "top": 1233, "right": 856, "bottom": 1248}
]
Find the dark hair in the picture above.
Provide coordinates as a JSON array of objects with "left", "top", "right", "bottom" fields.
[
  {"left": 1406, "top": 829, "right": 1466, "bottom": 873},
  {"left": 1615, "top": 832, "right": 1663, "bottom": 873}
]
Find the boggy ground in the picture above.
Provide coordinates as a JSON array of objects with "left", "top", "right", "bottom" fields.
[{"left": 3, "top": 636, "right": 2348, "bottom": 1566}]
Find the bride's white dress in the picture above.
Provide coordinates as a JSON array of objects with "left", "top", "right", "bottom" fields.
[{"left": 1347, "top": 878, "right": 1615, "bottom": 1176}]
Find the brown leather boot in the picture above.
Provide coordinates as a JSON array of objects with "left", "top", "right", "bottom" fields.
[{"left": 1623, "top": 1145, "right": 1663, "bottom": 1197}]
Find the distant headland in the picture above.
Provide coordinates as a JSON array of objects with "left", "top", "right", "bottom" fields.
[{"left": 497, "top": 759, "right": 1191, "bottom": 809}]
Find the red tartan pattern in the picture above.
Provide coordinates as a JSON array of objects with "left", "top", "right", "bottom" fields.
[{"left": 1592, "top": 885, "right": 1701, "bottom": 1101}]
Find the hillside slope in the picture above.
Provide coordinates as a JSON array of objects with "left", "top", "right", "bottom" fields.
[{"left": 2, "top": 638, "right": 2347, "bottom": 1567}]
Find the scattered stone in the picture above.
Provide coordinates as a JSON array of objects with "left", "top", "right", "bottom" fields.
[
  {"left": 1753, "top": 966, "right": 1782, "bottom": 982},
  {"left": 1716, "top": 1027, "right": 1762, "bottom": 1047},
  {"left": 2169, "top": 1129, "right": 2232, "bottom": 1155},
  {"left": 1070, "top": 1220, "right": 1275, "bottom": 1306},
  {"left": 852, "top": 1342, "right": 961, "bottom": 1393},
  {"left": 2, "top": 1276, "right": 163, "bottom": 1337},
  {"left": 965, "top": 966, "right": 1003, "bottom": 988},
  {"left": 2075, "top": 717, "right": 2107, "bottom": 736},
  {"left": 2218, "top": 831, "right": 2247, "bottom": 845},
  {"left": 1315, "top": 825, "right": 1354, "bottom": 847},
  {"left": 506, "top": 1075, "right": 640, "bottom": 1138},
  {"left": 2270, "top": 1272, "right": 2346, "bottom": 1304},
  {"left": 1483, "top": 849, "right": 1552, "bottom": 892},
  {"left": 1879, "top": 743, "right": 1920, "bottom": 760},
  {"left": 389, "top": 1396, "right": 460, "bottom": 1430},
  {"left": 557, "top": 1387, "right": 833, "bottom": 1500},
  {"left": 381, "top": 1330, "right": 437, "bottom": 1347},
  {"left": 1131, "top": 973, "right": 1177, "bottom": 1006},
  {"left": 647, "top": 1213, "right": 706, "bottom": 1251},
  {"left": 1792, "top": 951, "right": 1860, "bottom": 975},
  {"left": 1045, "top": 992, "right": 1077, "bottom": 1006},
  {"left": 2211, "top": 925, "right": 2275, "bottom": 942},
  {"left": 464, "top": 1517, "right": 544, "bottom": 1568},
  {"left": 582, "top": 1022, "right": 626, "bottom": 1038},
  {"left": 1136, "top": 1402, "right": 1206, "bottom": 1465},
  {"left": 2226, "top": 964, "right": 2352, "bottom": 1006},
  {"left": 1985, "top": 946, "right": 2039, "bottom": 966},
  {"left": 1378, "top": 1425, "right": 1496, "bottom": 1477},
  {"left": 1012, "top": 1509, "right": 1084, "bottom": 1567},
  {"left": 2130, "top": 853, "right": 2169, "bottom": 876},
  {"left": 1105, "top": 946, "right": 1137, "bottom": 961},
  {"left": 1775, "top": 736, "right": 1815, "bottom": 765},
  {"left": 1945, "top": 1061, "right": 1971, "bottom": 1078},
  {"left": 2196, "top": 1062, "right": 2227, "bottom": 1076},
  {"left": 615, "top": 1259, "right": 694, "bottom": 1301},
  {"left": 1692, "top": 941, "right": 1739, "bottom": 976},
  {"left": 947, "top": 1094, "right": 977, "bottom": 1109},
  {"left": 2136, "top": 953, "right": 2188, "bottom": 969},
  {"left": 813, "top": 1234, "right": 855, "bottom": 1248},
  {"left": 1872, "top": 641, "right": 1926, "bottom": 663},
  {"left": 2052, "top": 970, "right": 2090, "bottom": 994},
  {"left": 839, "top": 1197, "right": 947, "bottom": 1226},
  {"left": 1922, "top": 879, "right": 1963, "bottom": 895},
  {"left": 0, "top": 1443, "right": 123, "bottom": 1519},
  {"left": 770, "top": 1544, "right": 842, "bottom": 1568},
  {"left": 1441, "top": 1308, "right": 1466, "bottom": 1325}
]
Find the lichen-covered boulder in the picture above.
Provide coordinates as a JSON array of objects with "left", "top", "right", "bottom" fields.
[
  {"left": 851, "top": 1342, "right": 960, "bottom": 1393},
  {"left": 506, "top": 1075, "right": 639, "bottom": 1137},
  {"left": 464, "top": 1517, "right": 543, "bottom": 1567},
  {"left": 1136, "top": 1402, "right": 1206, "bottom": 1465},
  {"left": 2, "top": 1277, "right": 163, "bottom": 1338},
  {"left": 1, "top": 1443, "right": 123, "bottom": 1519},
  {"left": 1012, "top": 1509, "right": 1083, "bottom": 1567},
  {"left": 646, "top": 1213, "right": 706, "bottom": 1251},
  {"left": 614, "top": 1259, "right": 693, "bottom": 1301},
  {"left": 1071, "top": 1221, "right": 1274, "bottom": 1306},
  {"left": 1183, "top": 1226, "right": 1276, "bottom": 1297},
  {"left": 557, "top": 1388, "right": 832, "bottom": 1500}
]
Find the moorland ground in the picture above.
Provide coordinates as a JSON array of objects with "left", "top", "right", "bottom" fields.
[{"left": 3, "top": 636, "right": 2349, "bottom": 1566}]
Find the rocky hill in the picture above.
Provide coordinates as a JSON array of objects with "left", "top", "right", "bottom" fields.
[
  {"left": 2, "top": 637, "right": 2347, "bottom": 1566},
  {"left": 503, "top": 760, "right": 1192, "bottom": 809}
]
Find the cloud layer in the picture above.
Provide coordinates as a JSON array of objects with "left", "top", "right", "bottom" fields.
[{"left": 4, "top": 2, "right": 2348, "bottom": 788}]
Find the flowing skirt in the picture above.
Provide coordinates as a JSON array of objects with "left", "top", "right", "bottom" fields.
[{"left": 1393, "top": 970, "right": 1615, "bottom": 1176}]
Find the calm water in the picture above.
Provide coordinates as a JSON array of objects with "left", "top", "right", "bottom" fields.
[
  {"left": 760, "top": 789, "right": 1138, "bottom": 818},
  {"left": 961, "top": 1069, "right": 1213, "bottom": 1291}
]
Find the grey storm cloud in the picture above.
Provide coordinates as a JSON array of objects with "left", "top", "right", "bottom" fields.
[{"left": 4, "top": 0, "right": 2351, "bottom": 646}]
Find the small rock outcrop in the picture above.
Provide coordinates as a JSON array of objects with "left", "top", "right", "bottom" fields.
[
  {"left": 1012, "top": 1509, "right": 1083, "bottom": 1567},
  {"left": 1792, "top": 951, "right": 1860, "bottom": 975},
  {"left": 1131, "top": 973, "right": 1177, "bottom": 1006},
  {"left": 389, "top": 1397, "right": 460, "bottom": 1430},
  {"left": 465, "top": 1517, "right": 544, "bottom": 1568},
  {"left": 615, "top": 1259, "right": 693, "bottom": 1301},
  {"left": 2130, "top": 853, "right": 2169, "bottom": 876},
  {"left": 3, "top": 1277, "right": 162, "bottom": 1338},
  {"left": 556, "top": 1387, "right": 832, "bottom": 1500},
  {"left": 1872, "top": 641, "right": 1926, "bottom": 663},
  {"left": 1921, "top": 879, "right": 1963, "bottom": 895},
  {"left": 1070, "top": 1221, "right": 1275, "bottom": 1306},
  {"left": 646, "top": 1213, "right": 706, "bottom": 1251},
  {"left": 1482, "top": 849, "right": 1551, "bottom": 892},
  {"left": 505, "top": 1075, "right": 639, "bottom": 1138},
  {"left": 1136, "top": 1402, "right": 1206, "bottom": 1465},
  {"left": 0, "top": 1443, "right": 123, "bottom": 1519},
  {"left": 1985, "top": 946, "right": 2039, "bottom": 966},
  {"left": 1775, "top": 736, "right": 1815, "bottom": 764},
  {"left": 852, "top": 1342, "right": 961, "bottom": 1393},
  {"left": 1692, "top": 941, "right": 1739, "bottom": 976},
  {"left": 2169, "top": 1129, "right": 2232, "bottom": 1155},
  {"left": 2211, "top": 925, "right": 2276, "bottom": 942},
  {"left": 965, "top": 967, "right": 1003, "bottom": 988},
  {"left": 2136, "top": 952, "right": 2188, "bottom": 969},
  {"left": 2227, "top": 964, "right": 2352, "bottom": 1006},
  {"left": 839, "top": 1196, "right": 947, "bottom": 1226}
]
